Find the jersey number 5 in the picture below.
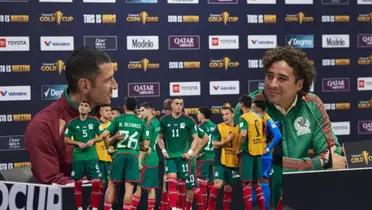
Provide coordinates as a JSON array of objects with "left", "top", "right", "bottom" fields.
[{"left": 117, "top": 131, "right": 139, "bottom": 150}]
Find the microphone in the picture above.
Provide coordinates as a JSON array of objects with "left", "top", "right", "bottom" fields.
[{"left": 301, "top": 95, "right": 333, "bottom": 169}]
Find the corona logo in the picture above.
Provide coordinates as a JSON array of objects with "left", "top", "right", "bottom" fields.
[
  {"left": 39, "top": 11, "right": 73, "bottom": 25},
  {"left": 127, "top": 59, "right": 160, "bottom": 72},
  {"left": 209, "top": 57, "right": 239, "bottom": 70},
  {"left": 285, "top": 12, "right": 314, "bottom": 24},
  {"left": 41, "top": 60, "right": 65, "bottom": 74},
  {"left": 126, "top": 12, "right": 159, "bottom": 25},
  {"left": 208, "top": 12, "right": 239, "bottom": 25}
]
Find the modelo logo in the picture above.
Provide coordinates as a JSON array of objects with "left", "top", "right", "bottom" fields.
[
  {"left": 0, "top": 183, "right": 62, "bottom": 209},
  {"left": 132, "top": 39, "right": 153, "bottom": 48}
]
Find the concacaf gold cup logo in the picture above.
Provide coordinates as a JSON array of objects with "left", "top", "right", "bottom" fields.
[
  {"left": 358, "top": 55, "right": 372, "bottom": 67},
  {"left": 128, "top": 58, "right": 160, "bottom": 72},
  {"left": 358, "top": 98, "right": 372, "bottom": 109},
  {"left": 350, "top": 151, "right": 372, "bottom": 165},
  {"left": 127, "top": 12, "right": 159, "bottom": 25},
  {"left": 40, "top": 11, "right": 73, "bottom": 25},
  {"left": 209, "top": 57, "right": 239, "bottom": 71},
  {"left": 357, "top": 12, "right": 372, "bottom": 23},
  {"left": 285, "top": 12, "right": 314, "bottom": 24},
  {"left": 211, "top": 103, "right": 232, "bottom": 114},
  {"left": 41, "top": 60, "right": 66, "bottom": 74},
  {"left": 208, "top": 12, "right": 239, "bottom": 25}
]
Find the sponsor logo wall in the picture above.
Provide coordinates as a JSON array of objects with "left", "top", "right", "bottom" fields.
[{"left": 0, "top": 0, "right": 370, "bottom": 166}]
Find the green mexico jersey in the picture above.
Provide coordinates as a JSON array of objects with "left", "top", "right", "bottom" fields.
[
  {"left": 160, "top": 114, "right": 197, "bottom": 158},
  {"left": 144, "top": 117, "right": 161, "bottom": 167},
  {"left": 106, "top": 114, "right": 149, "bottom": 156},
  {"left": 64, "top": 117, "right": 103, "bottom": 160},
  {"left": 198, "top": 121, "right": 217, "bottom": 161}
]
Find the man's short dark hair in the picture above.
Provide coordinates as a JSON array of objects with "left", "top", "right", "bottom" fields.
[
  {"left": 111, "top": 106, "right": 122, "bottom": 114},
  {"left": 140, "top": 102, "right": 153, "bottom": 109},
  {"left": 163, "top": 99, "right": 172, "bottom": 111},
  {"left": 172, "top": 96, "right": 183, "bottom": 101},
  {"left": 100, "top": 104, "right": 110, "bottom": 108},
  {"left": 80, "top": 100, "right": 91, "bottom": 107},
  {"left": 262, "top": 45, "right": 315, "bottom": 93},
  {"left": 239, "top": 95, "right": 253, "bottom": 108},
  {"left": 125, "top": 97, "right": 137, "bottom": 111},
  {"left": 65, "top": 47, "right": 111, "bottom": 93},
  {"left": 253, "top": 99, "right": 266, "bottom": 111},
  {"left": 222, "top": 106, "right": 234, "bottom": 113},
  {"left": 199, "top": 107, "right": 212, "bottom": 119}
]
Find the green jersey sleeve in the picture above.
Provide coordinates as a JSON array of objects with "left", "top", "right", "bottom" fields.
[
  {"left": 106, "top": 117, "right": 117, "bottom": 135},
  {"left": 197, "top": 127, "right": 206, "bottom": 138},
  {"left": 140, "top": 123, "right": 150, "bottom": 142},
  {"left": 95, "top": 119, "right": 104, "bottom": 135},
  {"left": 188, "top": 118, "right": 197, "bottom": 135},
  {"left": 239, "top": 118, "right": 248, "bottom": 131},
  {"left": 64, "top": 121, "right": 73, "bottom": 138},
  {"left": 214, "top": 126, "right": 221, "bottom": 141}
]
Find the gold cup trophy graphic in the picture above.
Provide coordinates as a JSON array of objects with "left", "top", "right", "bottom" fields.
[
  {"left": 297, "top": 12, "right": 304, "bottom": 24},
  {"left": 362, "top": 151, "right": 369, "bottom": 165},
  {"left": 56, "top": 60, "right": 64, "bottom": 74},
  {"left": 54, "top": 11, "right": 63, "bottom": 25},
  {"left": 141, "top": 58, "right": 149, "bottom": 72},
  {"left": 140, "top": 12, "right": 148, "bottom": 25},
  {"left": 222, "top": 57, "right": 231, "bottom": 71},
  {"left": 221, "top": 12, "right": 229, "bottom": 25}
]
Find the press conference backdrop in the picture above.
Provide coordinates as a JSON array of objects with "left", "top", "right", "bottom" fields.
[{"left": 0, "top": 0, "right": 372, "bottom": 169}]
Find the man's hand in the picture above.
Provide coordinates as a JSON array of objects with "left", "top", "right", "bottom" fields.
[
  {"left": 182, "top": 153, "right": 191, "bottom": 160},
  {"left": 236, "top": 149, "right": 242, "bottom": 155},
  {"left": 147, "top": 147, "right": 152, "bottom": 155},
  {"left": 108, "top": 147, "right": 116, "bottom": 154},
  {"left": 114, "top": 132, "right": 124, "bottom": 141},
  {"left": 162, "top": 149, "right": 169, "bottom": 159},
  {"left": 262, "top": 148, "right": 268, "bottom": 155},
  {"left": 139, "top": 162, "right": 143, "bottom": 170},
  {"left": 77, "top": 142, "right": 86, "bottom": 149},
  {"left": 213, "top": 141, "right": 223, "bottom": 148},
  {"left": 330, "top": 146, "right": 346, "bottom": 169},
  {"left": 86, "top": 139, "right": 95, "bottom": 147},
  {"left": 229, "top": 132, "right": 236, "bottom": 140}
]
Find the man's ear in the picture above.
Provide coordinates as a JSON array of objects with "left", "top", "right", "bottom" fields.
[
  {"left": 77, "top": 78, "right": 93, "bottom": 94},
  {"left": 296, "top": 79, "right": 304, "bottom": 92}
]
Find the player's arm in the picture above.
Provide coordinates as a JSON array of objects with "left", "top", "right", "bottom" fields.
[
  {"left": 157, "top": 118, "right": 169, "bottom": 158},
  {"left": 284, "top": 96, "right": 343, "bottom": 172},
  {"left": 102, "top": 118, "right": 119, "bottom": 146},
  {"left": 212, "top": 127, "right": 222, "bottom": 148},
  {"left": 238, "top": 118, "right": 248, "bottom": 150},
  {"left": 187, "top": 124, "right": 199, "bottom": 158},
  {"left": 140, "top": 127, "right": 150, "bottom": 152},
  {"left": 25, "top": 119, "right": 73, "bottom": 185},
  {"left": 63, "top": 123, "right": 83, "bottom": 147},
  {"left": 265, "top": 119, "right": 282, "bottom": 151},
  {"left": 195, "top": 127, "right": 209, "bottom": 155}
]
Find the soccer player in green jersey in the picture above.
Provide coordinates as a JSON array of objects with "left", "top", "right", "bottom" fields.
[
  {"left": 184, "top": 124, "right": 209, "bottom": 210},
  {"left": 64, "top": 101, "right": 104, "bottom": 210},
  {"left": 101, "top": 97, "right": 150, "bottom": 210},
  {"left": 131, "top": 102, "right": 161, "bottom": 210},
  {"left": 158, "top": 96, "right": 199, "bottom": 210},
  {"left": 196, "top": 107, "right": 217, "bottom": 208}
]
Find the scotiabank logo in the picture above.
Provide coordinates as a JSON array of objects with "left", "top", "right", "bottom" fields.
[{"left": 169, "top": 82, "right": 201, "bottom": 96}]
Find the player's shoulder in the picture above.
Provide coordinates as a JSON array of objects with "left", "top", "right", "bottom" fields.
[
  {"left": 182, "top": 113, "right": 196, "bottom": 122},
  {"left": 87, "top": 116, "right": 100, "bottom": 122},
  {"left": 300, "top": 92, "right": 325, "bottom": 111},
  {"left": 248, "top": 89, "right": 266, "bottom": 101},
  {"left": 159, "top": 113, "right": 171, "bottom": 121}
]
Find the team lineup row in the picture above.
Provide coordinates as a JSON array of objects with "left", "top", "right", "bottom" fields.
[{"left": 63, "top": 95, "right": 282, "bottom": 210}]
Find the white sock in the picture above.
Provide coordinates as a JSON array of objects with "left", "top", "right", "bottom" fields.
[{"left": 77, "top": 208, "right": 83, "bottom": 210}]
